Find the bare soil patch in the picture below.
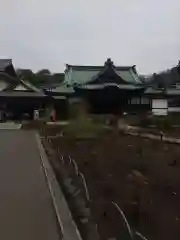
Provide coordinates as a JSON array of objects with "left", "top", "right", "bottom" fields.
[{"left": 41, "top": 126, "right": 180, "bottom": 240}]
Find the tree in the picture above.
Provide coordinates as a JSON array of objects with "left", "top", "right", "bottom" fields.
[
  {"left": 16, "top": 68, "right": 64, "bottom": 88},
  {"left": 36, "top": 69, "right": 51, "bottom": 75},
  {"left": 34, "top": 71, "right": 50, "bottom": 86},
  {"left": 171, "top": 66, "right": 180, "bottom": 84},
  {"left": 16, "top": 69, "right": 35, "bottom": 82},
  {"left": 52, "top": 73, "right": 64, "bottom": 83}
]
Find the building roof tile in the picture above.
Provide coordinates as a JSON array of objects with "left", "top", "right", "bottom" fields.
[
  {"left": 0, "top": 59, "right": 12, "bottom": 71},
  {"left": 65, "top": 59, "right": 142, "bottom": 86}
]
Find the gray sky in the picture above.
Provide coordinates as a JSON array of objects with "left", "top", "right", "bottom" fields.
[{"left": 0, "top": 0, "right": 180, "bottom": 74}]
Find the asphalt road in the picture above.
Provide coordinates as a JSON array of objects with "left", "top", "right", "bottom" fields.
[{"left": 0, "top": 130, "right": 60, "bottom": 240}]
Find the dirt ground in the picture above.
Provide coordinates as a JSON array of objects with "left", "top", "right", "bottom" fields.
[{"left": 42, "top": 127, "right": 180, "bottom": 240}]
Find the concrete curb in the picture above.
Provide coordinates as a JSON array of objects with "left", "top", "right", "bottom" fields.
[{"left": 35, "top": 133, "right": 82, "bottom": 240}]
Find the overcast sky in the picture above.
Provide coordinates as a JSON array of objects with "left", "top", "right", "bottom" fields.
[{"left": 0, "top": 0, "right": 180, "bottom": 74}]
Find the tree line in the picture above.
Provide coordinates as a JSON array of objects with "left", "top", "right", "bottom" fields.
[
  {"left": 17, "top": 62, "right": 180, "bottom": 89},
  {"left": 142, "top": 62, "right": 180, "bottom": 88},
  {"left": 16, "top": 69, "right": 64, "bottom": 88}
]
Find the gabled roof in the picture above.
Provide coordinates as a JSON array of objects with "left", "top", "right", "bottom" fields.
[
  {"left": 88, "top": 66, "right": 128, "bottom": 85},
  {"left": 19, "top": 80, "right": 41, "bottom": 92},
  {"left": 0, "top": 59, "right": 17, "bottom": 78},
  {"left": 65, "top": 58, "right": 142, "bottom": 86},
  {"left": 4, "top": 79, "right": 41, "bottom": 92},
  {"left": 65, "top": 68, "right": 100, "bottom": 86},
  {"left": 88, "top": 63, "right": 141, "bottom": 85},
  {"left": 0, "top": 59, "right": 19, "bottom": 91},
  {"left": 0, "top": 59, "right": 44, "bottom": 96},
  {"left": 0, "top": 59, "right": 12, "bottom": 71},
  {"left": 0, "top": 72, "right": 18, "bottom": 84},
  {"left": 66, "top": 64, "right": 134, "bottom": 71}
]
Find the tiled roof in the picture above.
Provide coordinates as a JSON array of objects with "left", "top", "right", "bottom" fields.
[
  {"left": 65, "top": 68, "right": 100, "bottom": 85},
  {"left": 0, "top": 59, "right": 45, "bottom": 94},
  {"left": 117, "top": 69, "right": 142, "bottom": 84},
  {"left": 65, "top": 62, "right": 142, "bottom": 86},
  {"left": 0, "top": 59, "right": 18, "bottom": 89},
  {"left": 66, "top": 64, "right": 133, "bottom": 71},
  {"left": 4, "top": 79, "right": 41, "bottom": 92},
  {"left": 0, "top": 59, "right": 12, "bottom": 71},
  {"left": 0, "top": 72, "right": 18, "bottom": 82},
  {"left": 20, "top": 80, "right": 41, "bottom": 92}
]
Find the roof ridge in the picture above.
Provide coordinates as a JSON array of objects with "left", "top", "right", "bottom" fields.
[
  {"left": 66, "top": 64, "right": 134, "bottom": 70},
  {"left": 0, "top": 59, "right": 12, "bottom": 62}
]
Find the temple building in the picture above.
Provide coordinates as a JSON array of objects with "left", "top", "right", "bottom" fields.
[
  {"left": 0, "top": 59, "right": 49, "bottom": 120},
  {"left": 2, "top": 57, "right": 180, "bottom": 120},
  {"left": 144, "top": 62, "right": 180, "bottom": 115},
  {"left": 62, "top": 58, "right": 149, "bottom": 114}
]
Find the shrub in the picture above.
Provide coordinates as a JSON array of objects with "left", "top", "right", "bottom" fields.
[
  {"left": 153, "top": 117, "right": 171, "bottom": 130},
  {"left": 64, "top": 115, "right": 105, "bottom": 138},
  {"left": 139, "top": 117, "right": 151, "bottom": 128}
]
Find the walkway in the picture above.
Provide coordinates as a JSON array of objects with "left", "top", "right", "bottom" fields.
[
  {"left": 0, "top": 122, "right": 22, "bottom": 129},
  {"left": 0, "top": 130, "right": 60, "bottom": 240}
]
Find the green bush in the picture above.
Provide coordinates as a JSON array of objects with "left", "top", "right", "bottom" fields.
[
  {"left": 140, "top": 118, "right": 151, "bottom": 128},
  {"left": 139, "top": 115, "right": 174, "bottom": 130},
  {"left": 153, "top": 117, "right": 171, "bottom": 130},
  {"left": 64, "top": 115, "right": 105, "bottom": 138}
]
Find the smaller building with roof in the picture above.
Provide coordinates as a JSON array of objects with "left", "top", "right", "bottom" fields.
[
  {"left": 144, "top": 62, "right": 180, "bottom": 115},
  {"left": 0, "top": 59, "right": 51, "bottom": 120}
]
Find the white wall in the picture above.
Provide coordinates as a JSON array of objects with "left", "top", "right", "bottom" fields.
[{"left": 152, "top": 99, "right": 168, "bottom": 116}]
